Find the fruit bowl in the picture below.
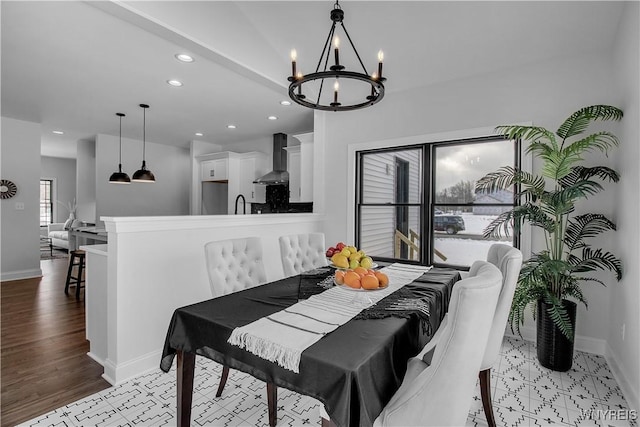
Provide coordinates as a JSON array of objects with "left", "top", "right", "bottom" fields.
[
  {"left": 333, "top": 268, "right": 389, "bottom": 291},
  {"left": 326, "top": 242, "right": 375, "bottom": 270}
]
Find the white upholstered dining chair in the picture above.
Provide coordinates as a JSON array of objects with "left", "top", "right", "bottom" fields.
[
  {"left": 372, "top": 261, "right": 502, "bottom": 426},
  {"left": 204, "top": 236, "right": 267, "bottom": 298},
  {"left": 475, "top": 244, "right": 523, "bottom": 426},
  {"left": 417, "top": 243, "right": 523, "bottom": 427},
  {"left": 203, "top": 237, "right": 270, "bottom": 401},
  {"left": 278, "top": 232, "right": 328, "bottom": 277}
]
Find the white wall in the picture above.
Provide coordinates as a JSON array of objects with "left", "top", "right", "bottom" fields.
[
  {"left": 100, "top": 213, "right": 324, "bottom": 384},
  {"left": 95, "top": 134, "right": 191, "bottom": 222},
  {"left": 76, "top": 140, "right": 96, "bottom": 223},
  {"left": 317, "top": 51, "right": 621, "bottom": 350},
  {"left": 41, "top": 156, "right": 76, "bottom": 223},
  {"left": 610, "top": 1, "right": 640, "bottom": 409},
  {"left": 1, "top": 117, "right": 42, "bottom": 281}
]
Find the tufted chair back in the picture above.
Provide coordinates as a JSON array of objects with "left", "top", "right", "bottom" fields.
[
  {"left": 473, "top": 243, "right": 523, "bottom": 370},
  {"left": 278, "top": 233, "right": 328, "bottom": 277},
  {"left": 204, "top": 237, "right": 268, "bottom": 298},
  {"left": 373, "top": 261, "right": 502, "bottom": 426}
]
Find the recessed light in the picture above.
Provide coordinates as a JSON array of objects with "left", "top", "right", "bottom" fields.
[
  {"left": 175, "top": 53, "right": 194, "bottom": 63},
  {"left": 195, "top": 132, "right": 203, "bottom": 137},
  {"left": 167, "top": 79, "right": 183, "bottom": 87},
  {"left": 227, "top": 124, "right": 236, "bottom": 129},
  {"left": 268, "top": 116, "right": 278, "bottom": 120},
  {"left": 52, "top": 130, "right": 64, "bottom": 135},
  {"left": 280, "top": 100, "right": 291, "bottom": 106}
]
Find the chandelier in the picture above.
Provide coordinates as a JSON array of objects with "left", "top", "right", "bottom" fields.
[{"left": 287, "top": 1, "right": 386, "bottom": 112}]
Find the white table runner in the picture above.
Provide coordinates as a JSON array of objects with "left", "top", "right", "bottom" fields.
[{"left": 228, "top": 263, "right": 432, "bottom": 373}]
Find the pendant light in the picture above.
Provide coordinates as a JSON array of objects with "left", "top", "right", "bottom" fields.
[
  {"left": 132, "top": 103, "right": 155, "bottom": 182},
  {"left": 109, "top": 113, "right": 131, "bottom": 184}
]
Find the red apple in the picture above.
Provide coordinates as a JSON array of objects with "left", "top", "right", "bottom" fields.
[
  {"left": 326, "top": 248, "right": 335, "bottom": 257},
  {"left": 336, "top": 242, "right": 346, "bottom": 251}
]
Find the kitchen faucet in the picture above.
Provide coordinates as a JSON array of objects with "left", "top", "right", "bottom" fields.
[{"left": 234, "top": 194, "right": 246, "bottom": 215}]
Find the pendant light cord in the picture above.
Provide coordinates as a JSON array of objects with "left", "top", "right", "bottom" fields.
[
  {"left": 142, "top": 106, "right": 146, "bottom": 162},
  {"left": 119, "top": 114, "right": 123, "bottom": 164}
]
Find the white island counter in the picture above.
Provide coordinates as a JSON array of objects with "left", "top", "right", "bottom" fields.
[{"left": 95, "top": 213, "right": 324, "bottom": 384}]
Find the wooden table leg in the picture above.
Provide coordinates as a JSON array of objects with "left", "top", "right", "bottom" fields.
[
  {"left": 177, "top": 350, "right": 196, "bottom": 427},
  {"left": 267, "top": 382, "right": 277, "bottom": 427}
]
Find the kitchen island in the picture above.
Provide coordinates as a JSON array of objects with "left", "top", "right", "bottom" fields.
[{"left": 93, "top": 213, "right": 324, "bottom": 385}]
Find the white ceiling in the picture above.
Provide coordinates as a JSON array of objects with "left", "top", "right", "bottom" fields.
[{"left": 1, "top": 1, "right": 625, "bottom": 158}]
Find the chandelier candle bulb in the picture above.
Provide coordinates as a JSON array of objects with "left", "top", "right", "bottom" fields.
[
  {"left": 377, "top": 50, "right": 384, "bottom": 78},
  {"left": 334, "top": 37, "right": 340, "bottom": 66},
  {"left": 334, "top": 80, "right": 339, "bottom": 103},
  {"left": 291, "top": 49, "right": 297, "bottom": 77}
]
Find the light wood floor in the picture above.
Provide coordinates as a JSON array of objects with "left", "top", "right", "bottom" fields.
[{"left": 1, "top": 258, "right": 111, "bottom": 427}]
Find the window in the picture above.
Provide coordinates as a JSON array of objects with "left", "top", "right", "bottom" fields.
[
  {"left": 356, "top": 146, "right": 423, "bottom": 262},
  {"left": 356, "top": 137, "right": 519, "bottom": 268},
  {"left": 40, "top": 180, "right": 53, "bottom": 226}
]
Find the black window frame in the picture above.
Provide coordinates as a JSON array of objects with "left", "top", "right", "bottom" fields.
[
  {"left": 355, "top": 135, "right": 521, "bottom": 268},
  {"left": 40, "top": 179, "right": 54, "bottom": 227}
]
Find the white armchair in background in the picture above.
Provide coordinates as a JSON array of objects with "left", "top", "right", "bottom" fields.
[{"left": 47, "top": 223, "right": 69, "bottom": 250}]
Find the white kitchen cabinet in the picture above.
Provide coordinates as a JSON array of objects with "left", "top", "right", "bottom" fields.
[
  {"left": 194, "top": 151, "right": 268, "bottom": 215},
  {"left": 201, "top": 158, "right": 228, "bottom": 181},
  {"left": 239, "top": 152, "right": 268, "bottom": 203},
  {"left": 286, "top": 146, "right": 302, "bottom": 202},
  {"left": 287, "top": 132, "right": 314, "bottom": 203}
]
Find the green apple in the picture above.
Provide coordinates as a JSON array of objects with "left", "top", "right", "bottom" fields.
[
  {"left": 349, "top": 259, "right": 360, "bottom": 269},
  {"left": 360, "top": 257, "right": 373, "bottom": 269}
]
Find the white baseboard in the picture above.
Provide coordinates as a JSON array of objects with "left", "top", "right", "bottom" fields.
[
  {"left": 605, "top": 344, "right": 639, "bottom": 411},
  {"left": 103, "top": 349, "right": 163, "bottom": 385},
  {"left": 87, "top": 351, "right": 105, "bottom": 366},
  {"left": 505, "top": 325, "right": 606, "bottom": 355},
  {"left": 1, "top": 268, "right": 42, "bottom": 282}
]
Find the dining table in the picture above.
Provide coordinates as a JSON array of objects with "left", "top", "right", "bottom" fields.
[{"left": 160, "top": 264, "right": 460, "bottom": 427}]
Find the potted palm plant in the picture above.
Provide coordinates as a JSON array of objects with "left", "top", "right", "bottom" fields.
[{"left": 475, "top": 105, "right": 623, "bottom": 371}]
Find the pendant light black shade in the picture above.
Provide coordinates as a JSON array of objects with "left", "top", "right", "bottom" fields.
[
  {"left": 132, "top": 103, "right": 155, "bottom": 183},
  {"left": 109, "top": 112, "right": 131, "bottom": 184}
]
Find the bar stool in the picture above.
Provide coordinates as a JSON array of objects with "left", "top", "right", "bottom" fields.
[{"left": 65, "top": 249, "right": 85, "bottom": 299}]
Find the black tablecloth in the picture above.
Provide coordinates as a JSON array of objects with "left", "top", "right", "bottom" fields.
[{"left": 160, "top": 268, "right": 460, "bottom": 427}]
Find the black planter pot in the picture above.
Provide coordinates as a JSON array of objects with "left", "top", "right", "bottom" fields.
[{"left": 536, "top": 299, "right": 577, "bottom": 372}]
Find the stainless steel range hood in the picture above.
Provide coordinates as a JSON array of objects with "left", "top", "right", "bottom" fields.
[{"left": 253, "top": 133, "right": 289, "bottom": 184}]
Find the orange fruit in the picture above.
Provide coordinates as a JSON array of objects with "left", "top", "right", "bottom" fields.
[
  {"left": 344, "top": 271, "right": 362, "bottom": 289},
  {"left": 334, "top": 270, "right": 345, "bottom": 285},
  {"left": 353, "top": 267, "right": 368, "bottom": 277},
  {"left": 361, "top": 274, "right": 380, "bottom": 290},
  {"left": 367, "top": 269, "right": 376, "bottom": 275},
  {"left": 375, "top": 271, "right": 389, "bottom": 287}
]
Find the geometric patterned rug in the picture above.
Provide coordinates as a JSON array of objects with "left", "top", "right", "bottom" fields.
[{"left": 19, "top": 336, "right": 637, "bottom": 427}]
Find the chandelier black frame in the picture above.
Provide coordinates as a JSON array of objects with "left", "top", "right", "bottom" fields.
[{"left": 287, "top": 1, "right": 386, "bottom": 112}]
